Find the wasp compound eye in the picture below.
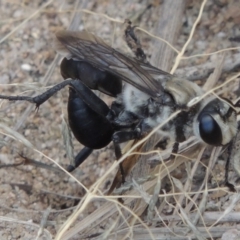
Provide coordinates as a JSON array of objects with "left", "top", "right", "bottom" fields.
[{"left": 198, "top": 113, "right": 222, "bottom": 146}]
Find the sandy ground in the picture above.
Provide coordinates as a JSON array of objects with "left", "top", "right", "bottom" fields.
[{"left": 0, "top": 0, "right": 240, "bottom": 239}]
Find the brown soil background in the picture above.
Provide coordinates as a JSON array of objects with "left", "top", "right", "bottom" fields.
[{"left": 0, "top": 0, "right": 240, "bottom": 239}]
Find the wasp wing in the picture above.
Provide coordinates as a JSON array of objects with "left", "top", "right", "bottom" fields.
[{"left": 54, "top": 30, "right": 172, "bottom": 98}]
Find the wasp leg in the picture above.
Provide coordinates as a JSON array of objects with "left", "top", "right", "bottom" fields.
[
  {"left": 112, "top": 128, "right": 142, "bottom": 159},
  {"left": 112, "top": 128, "right": 142, "bottom": 183},
  {"left": 112, "top": 119, "right": 148, "bottom": 156},
  {"left": 169, "top": 142, "right": 179, "bottom": 159},
  {"left": 69, "top": 80, "right": 113, "bottom": 117},
  {"left": 113, "top": 142, "right": 125, "bottom": 183},
  {"left": 67, "top": 147, "right": 93, "bottom": 172},
  {"left": 113, "top": 110, "right": 139, "bottom": 128},
  {"left": 113, "top": 129, "right": 141, "bottom": 145},
  {"left": 225, "top": 139, "right": 236, "bottom": 192},
  {"left": 0, "top": 78, "right": 113, "bottom": 117},
  {"left": 111, "top": 100, "right": 124, "bottom": 116},
  {"left": 124, "top": 19, "right": 147, "bottom": 62},
  {"left": 155, "top": 138, "right": 169, "bottom": 150},
  {"left": 113, "top": 130, "right": 141, "bottom": 162},
  {"left": 0, "top": 79, "right": 76, "bottom": 108}
]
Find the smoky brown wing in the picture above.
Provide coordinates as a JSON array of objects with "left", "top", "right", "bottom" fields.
[{"left": 54, "top": 30, "right": 171, "bottom": 98}]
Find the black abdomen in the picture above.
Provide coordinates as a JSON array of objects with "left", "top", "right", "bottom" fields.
[{"left": 68, "top": 89, "right": 113, "bottom": 149}]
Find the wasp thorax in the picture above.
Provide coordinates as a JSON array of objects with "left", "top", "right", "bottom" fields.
[{"left": 197, "top": 99, "right": 237, "bottom": 146}]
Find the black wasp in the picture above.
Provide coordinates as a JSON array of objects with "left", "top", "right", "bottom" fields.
[{"left": 0, "top": 21, "right": 239, "bottom": 188}]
